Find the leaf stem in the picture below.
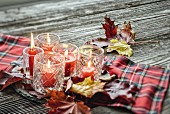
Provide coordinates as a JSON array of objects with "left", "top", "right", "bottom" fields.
[{"left": 129, "top": 40, "right": 159, "bottom": 45}]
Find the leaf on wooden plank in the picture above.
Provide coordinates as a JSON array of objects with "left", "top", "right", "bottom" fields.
[
  {"left": 70, "top": 77, "right": 106, "bottom": 98},
  {"left": 102, "top": 16, "right": 118, "bottom": 39},
  {"left": 86, "top": 38, "right": 112, "bottom": 48},
  {"left": 118, "top": 21, "right": 136, "bottom": 43},
  {"left": 107, "top": 39, "right": 133, "bottom": 57},
  {"left": 45, "top": 90, "right": 91, "bottom": 114}
]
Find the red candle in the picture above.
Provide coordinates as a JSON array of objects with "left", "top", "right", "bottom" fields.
[
  {"left": 28, "top": 33, "right": 36, "bottom": 77},
  {"left": 64, "top": 50, "right": 76, "bottom": 77},
  {"left": 42, "top": 60, "right": 55, "bottom": 87},
  {"left": 41, "top": 33, "right": 54, "bottom": 53},
  {"left": 81, "top": 60, "right": 95, "bottom": 78}
]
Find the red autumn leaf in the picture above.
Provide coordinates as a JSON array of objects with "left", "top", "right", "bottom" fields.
[
  {"left": 104, "top": 79, "right": 139, "bottom": 104},
  {"left": 102, "top": 16, "right": 118, "bottom": 39},
  {"left": 45, "top": 90, "right": 91, "bottom": 114}
]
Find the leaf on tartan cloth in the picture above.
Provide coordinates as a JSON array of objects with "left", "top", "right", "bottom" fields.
[
  {"left": 102, "top": 16, "right": 118, "bottom": 39},
  {"left": 70, "top": 77, "right": 106, "bottom": 98},
  {"left": 0, "top": 70, "right": 22, "bottom": 91},
  {"left": 104, "top": 80, "right": 139, "bottom": 104},
  {"left": 107, "top": 39, "right": 133, "bottom": 57},
  {"left": 45, "top": 90, "right": 91, "bottom": 114}
]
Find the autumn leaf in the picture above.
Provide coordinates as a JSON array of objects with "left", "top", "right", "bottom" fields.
[
  {"left": 87, "top": 38, "right": 112, "bottom": 48},
  {"left": 104, "top": 80, "right": 139, "bottom": 104},
  {"left": 118, "top": 21, "right": 136, "bottom": 43},
  {"left": 1, "top": 77, "right": 22, "bottom": 91},
  {"left": 107, "top": 39, "right": 133, "bottom": 57},
  {"left": 0, "top": 70, "right": 22, "bottom": 91},
  {"left": 45, "top": 90, "right": 91, "bottom": 114},
  {"left": 70, "top": 77, "right": 106, "bottom": 98},
  {"left": 102, "top": 16, "right": 118, "bottom": 39}
]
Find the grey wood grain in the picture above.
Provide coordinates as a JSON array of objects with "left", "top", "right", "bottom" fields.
[{"left": 0, "top": 0, "right": 169, "bottom": 114}]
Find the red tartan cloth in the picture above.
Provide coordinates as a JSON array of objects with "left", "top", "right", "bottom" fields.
[
  {"left": 103, "top": 56, "right": 170, "bottom": 114},
  {"left": 0, "top": 33, "right": 30, "bottom": 72}
]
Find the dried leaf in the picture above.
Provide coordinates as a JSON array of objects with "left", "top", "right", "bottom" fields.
[
  {"left": 0, "top": 70, "right": 22, "bottom": 91},
  {"left": 102, "top": 16, "right": 118, "bottom": 39},
  {"left": 107, "top": 39, "right": 133, "bottom": 57},
  {"left": 65, "top": 78, "right": 73, "bottom": 92},
  {"left": 45, "top": 90, "right": 91, "bottom": 114},
  {"left": 70, "top": 77, "right": 106, "bottom": 98},
  {"left": 104, "top": 80, "right": 139, "bottom": 104},
  {"left": 118, "top": 21, "right": 136, "bottom": 43},
  {"left": 87, "top": 38, "right": 112, "bottom": 48},
  {"left": 1, "top": 77, "right": 22, "bottom": 91}
]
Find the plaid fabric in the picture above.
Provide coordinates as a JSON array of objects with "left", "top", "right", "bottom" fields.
[
  {"left": 103, "top": 56, "right": 170, "bottom": 114},
  {"left": 0, "top": 33, "right": 30, "bottom": 72}
]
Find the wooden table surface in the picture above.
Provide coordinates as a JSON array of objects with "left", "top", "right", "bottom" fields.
[{"left": 0, "top": 0, "right": 169, "bottom": 113}]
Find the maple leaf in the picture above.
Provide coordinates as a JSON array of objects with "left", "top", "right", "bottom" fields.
[
  {"left": 102, "top": 16, "right": 118, "bottom": 39},
  {"left": 45, "top": 90, "right": 91, "bottom": 114},
  {"left": 107, "top": 39, "right": 133, "bottom": 57},
  {"left": 70, "top": 77, "right": 106, "bottom": 98},
  {"left": 104, "top": 80, "right": 139, "bottom": 104},
  {"left": 117, "top": 21, "right": 136, "bottom": 43}
]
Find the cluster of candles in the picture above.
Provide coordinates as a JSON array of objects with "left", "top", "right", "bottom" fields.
[{"left": 24, "top": 33, "right": 103, "bottom": 91}]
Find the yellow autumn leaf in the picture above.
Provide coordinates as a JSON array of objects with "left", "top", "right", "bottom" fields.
[
  {"left": 70, "top": 77, "right": 106, "bottom": 98},
  {"left": 107, "top": 39, "right": 133, "bottom": 57}
]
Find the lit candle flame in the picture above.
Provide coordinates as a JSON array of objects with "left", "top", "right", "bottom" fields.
[
  {"left": 30, "top": 32, "right": 35, "bottom": 49},
  {"left": 87, "top": 60, "right": 92, "bottom": 68},
  {"left": 64, "top": 50, "right": 68, "bottom": 59},
  {"left": 46, "top": 33, "right": 51, "bottom": 44},
  {"left": 47, "top": 59, "right": 51, "bottom": 68}
]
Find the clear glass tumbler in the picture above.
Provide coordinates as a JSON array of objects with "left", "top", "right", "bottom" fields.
[
  {"left": 36, "top": 33, "right": 60, "bottom": 54},
  {"left": 33, "top": 53, "right": 65, "bottom": 94},
  {"left": 23, "top": 47, "right": 44, "bottom": 79},
  {"left": 78, "top": 45, "right": 104, "bottom": 81},
  {"left": 52, "top": 43, "right": 79, "bottom": 78}
]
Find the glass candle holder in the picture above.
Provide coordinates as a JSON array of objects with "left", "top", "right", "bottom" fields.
[
  {"left": 78, "top": 45, "right": 104, "bottom": 81},
  {"left": 36, "top": 33, "right": 60, "bottom": 54},
  {"left": 52, "top": 43, "right": 79, "bottom": 78},
  {"left": 23, "top": 47, "right": 44, "bottom": 79},
  {"left": 33, "top": 53, "right": 65, "bottom": 94}
]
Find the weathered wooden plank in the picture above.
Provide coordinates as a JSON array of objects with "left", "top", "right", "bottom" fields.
[{"left": 0, "top": 0, "right": 169, "bottom": 114}]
